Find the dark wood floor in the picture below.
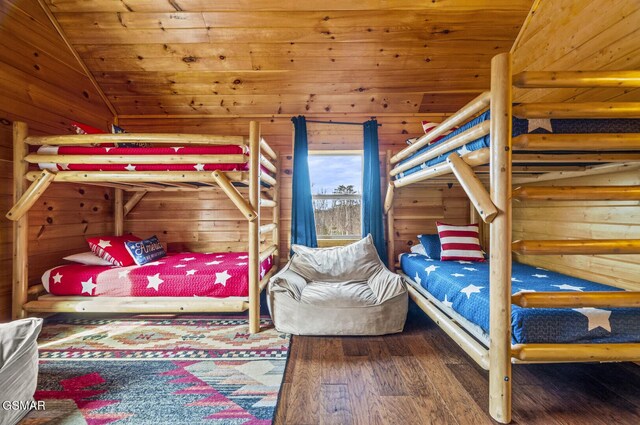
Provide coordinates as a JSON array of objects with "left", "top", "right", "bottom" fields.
[{"left": 274, "top": 302, "right": 640, "bottom": 425}]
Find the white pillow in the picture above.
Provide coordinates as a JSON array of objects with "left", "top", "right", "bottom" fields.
[
  {"left": 63, "top": 252, "right": 113, "bottom": 266},
  {"left": 410, "top": 244, "right": 427, "bottom": 256}
]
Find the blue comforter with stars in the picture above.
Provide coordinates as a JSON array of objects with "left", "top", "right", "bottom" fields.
[
  {"left": 395, "top": 114, "right": 640, "bottom": 180},
  {"left": 400, "top": 254, "right": 640, "bottom": 344}
]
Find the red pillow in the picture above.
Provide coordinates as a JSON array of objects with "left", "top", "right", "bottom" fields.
[
  {"left": 72, "top": 121, "right": 106, "bottom": 134},
  {"left": 436, "top": 222, "right": 484, "bottom": 262},
  {"left": 422, "top": 121, "right": 457, "bottom": 145},
  {"left": 87, "top": 235, "right": 142, "bottom": 266}
]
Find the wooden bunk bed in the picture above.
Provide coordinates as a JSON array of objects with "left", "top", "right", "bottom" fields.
[
  {"left": 7, "top": 121, "right": 279, "bottom": 334},
  {"left": 384, "top": 53, "right": 640, "bottom": 423}
]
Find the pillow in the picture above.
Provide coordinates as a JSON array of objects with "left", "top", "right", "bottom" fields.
[
  {"left": 410, "top": 244, "right": 427, "bottom": 256},
  {"left": 72, "top": 121, "right": 105, "bottom": 135},
  {"left": 436, "top": 222, "right": 484, "bottom": 262},
  {"left": 63, "top": 252, "right": 113, "bottom": 266},
  {"left": 125, "top": 235, "right": 166, "bottom": 266},
  {"left": 417, "top": 234, "right": 441, "bottom": 259},
  {"left": 421, "top": 121, "right": 457, "bottom": 145},
  {"left": 86, "top": 234, "right": 142, "bottom": 267},
  {"left": 112, "top": 124, "right": 151, "bottom": 148}
]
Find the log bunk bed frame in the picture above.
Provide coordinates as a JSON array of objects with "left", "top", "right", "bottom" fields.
[
  {"left": 384, "top": 52, "right": 640, "bottom": 423},
  {"left": 7, "top": 121, "right": 279, "bottom": 334}
]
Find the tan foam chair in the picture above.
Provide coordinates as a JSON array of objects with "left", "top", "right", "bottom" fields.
[
  {"left": 267, "top": 235, "right": 407, "bottom": 336},
  {"left": 0, "top": 318, "right": 42, "bottom": 425}
]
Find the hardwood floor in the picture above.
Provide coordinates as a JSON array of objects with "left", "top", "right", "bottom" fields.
[{"left": 274, "top": 302, "right": 640, "bottom": 425}]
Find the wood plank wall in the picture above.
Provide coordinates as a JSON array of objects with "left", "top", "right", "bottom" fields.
[
  {"left": 0, "top": 0, "right": 112, "bottom": 321},
  {"left": 511, "top": 0, "right": 640, "bottom": 289},
  {"left": 118, "top": 115, "right": 471, "bottom": 265}
]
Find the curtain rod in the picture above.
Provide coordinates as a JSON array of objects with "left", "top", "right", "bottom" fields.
[{"left": 306, "top": 119, "right": 382, "bottom": 127}]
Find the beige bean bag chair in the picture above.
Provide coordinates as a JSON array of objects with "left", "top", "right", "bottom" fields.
[
  {"left": 267, "top": 235, "right": 407, "bottom": 335},
  {"left": 0, "top": 318, "right": 43, "bottom": 425}
]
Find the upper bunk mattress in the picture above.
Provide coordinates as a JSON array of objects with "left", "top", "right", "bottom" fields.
[
  {"left": 400, "top": 254, "right": 640, "bottom": 344},
  {"left": 42, "top": 252, "right": 274, "bottom": 298},
  {"left": 395, "top": 114, "right": 640, "bottom": 179},
  {"left": 36, "top": 145, "right": 250, "bottom": 172}
]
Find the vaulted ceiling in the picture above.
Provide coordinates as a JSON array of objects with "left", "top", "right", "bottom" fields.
[{"left": 44, "top": 0, "right": 534, "bottom": 117}]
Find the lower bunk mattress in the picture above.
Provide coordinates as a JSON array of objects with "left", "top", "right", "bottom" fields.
[
  {"left": 400, "top": 254, "right": 640, "bottom": 344},
  {"left": 42, "top": 252, "right": 274, "bottom": 298}
]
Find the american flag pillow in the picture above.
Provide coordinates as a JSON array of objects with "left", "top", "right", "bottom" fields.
[
  {"left": 87, "top": 234, "right": 142, "bottom": 267},
  {"left": 436, "top": 222, "right": 485, "bottom": 262}
]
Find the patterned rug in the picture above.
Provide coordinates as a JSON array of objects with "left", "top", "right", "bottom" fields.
[{"left": 21, "top": 314, "right": 290, "bottom": 425}]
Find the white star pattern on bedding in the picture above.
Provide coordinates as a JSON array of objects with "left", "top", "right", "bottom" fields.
[
  {"left": 425, "top": 265, "right": 439, "bottom": 276},
  {"left": 532, "top": 274, "right": 548, "bottom": 278},
  {"left": 527, "top": 118, "right": 553, "bottom": 133},
  {"left": 414, "top": 272, "right": 422, "bottom": 285},
  {"left": 463, "top": 267, "right": 478, "bottom": 272},
  {"left": 174, "top": 264, "right": 186, "bottom": 268},
  {"left": 194, "top": 163, "right": 205, "bottom": 171},
  {"left": 238, "top": 255, "right": 249, "bottom": 260},
  {"left": 206, "top": 260, "right": 222, "bottom": 265},
  {"left": 573, "top": 308, "right": 612, "bottom": 332},
  {"left": 52, "top": 273, "right": 63, "bottom": 284},
  {"left": 456, "top": 145, "right": 471, "bottom": 156},
  {"left": 146, "top": 273, "right": 164, "bottom": 291},
  {"left": 186, "top": 269, "right": 197, "bottom": 276},
  {"left": 460, "top": 284, "right": 483, "bottom": 299},
  {"left": 553, "top": 284, "right": 584, "bottom": 291},
  {"left": 442, "top": 295, "right": 453, "bottom": 308},
  {"left": 215, "top": 270, "right": 232, "bottom": 286},
  {"left": 97, "top": 239, "right": 112, "bottom": 249},
  {"left": 181, "top": 257, "right": 196, "bottom": 262},
  {"left": 144, "top": 261, "right": 165, "bottom": 266},
  {"left": 451, "top": 273, "right": 465, "bottom": 278},
  {"left": 81, "top": 277, "right": 96, "bottom": 295},
  {"left": 125, "top": 164, "right": 136, "bottom": 171},
  {"left": 118, "top": 269, "right": 130, "bottom": 278}
]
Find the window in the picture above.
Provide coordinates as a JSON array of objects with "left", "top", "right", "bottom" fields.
[{"left": 308, "top": 152, "right": 363, "bottom": 242}]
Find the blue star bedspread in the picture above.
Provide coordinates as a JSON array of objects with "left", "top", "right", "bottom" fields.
[
  {"left": 395, "top": 113, "right": 640, "bottom": 179},
  {"left": 400, "top": 254, "right": 640, "bottom": 344}
]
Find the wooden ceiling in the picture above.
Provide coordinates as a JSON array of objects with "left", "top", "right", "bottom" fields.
[{"left": 43, "top": 0, "right": 534, "bottom": 117}]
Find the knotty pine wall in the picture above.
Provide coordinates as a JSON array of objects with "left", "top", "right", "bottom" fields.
[
  {"left": 0, "top": 0, "right": 112, "bottom": 321},
  {"left": 118, "top": 115, "right": 471, "bottom": 266},
  {"left": 510, "top": 0, "right": 640, "bottom": 289}
]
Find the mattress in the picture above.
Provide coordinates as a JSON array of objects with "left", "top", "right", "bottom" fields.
[
  {"left": 36, "top": 145, "right": 250, "bottom": 172},
  {"left": 400, "top": 254, "right": 640, "bottom": 344},
  {"left": 42, "top": 252, "right": 274, "bottom": 298},
  {"left": 396, "top": 114, "right": 640, "bottom": 179}
]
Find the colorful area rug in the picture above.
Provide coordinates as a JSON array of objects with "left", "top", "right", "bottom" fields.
[{"left": 21, "top": 315, "right": 289, "bottom": 424}]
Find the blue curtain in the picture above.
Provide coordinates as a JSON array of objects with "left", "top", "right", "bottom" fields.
[
  {"left": 362, "top": 119, "right": 387, "bottom": 264},
  {"left": 290, "top": 116, "right": 317, "bottom": 249}
]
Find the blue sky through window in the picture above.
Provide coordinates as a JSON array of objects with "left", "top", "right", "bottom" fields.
[{"left": 308, "top": 154, "right": 362, "bottom": 195}]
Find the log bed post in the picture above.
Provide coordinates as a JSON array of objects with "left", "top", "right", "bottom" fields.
[
  {"left": 489, "top": 52, "right": 513, "bottom": 424},
  {"left": 272, "top": 157, "right": 281, "bottom": 268},
  {"left": 385, "top": 150, "right": 396, "bottom": 270},
  {"left": 248, "top": 121, "right": 261, "bottom": 333},
  {"left": 12, "top": 122, "right": 29, "bottom": 319},
  {"left": 114, "top": 189, "right": 124, "bottom": 236}
]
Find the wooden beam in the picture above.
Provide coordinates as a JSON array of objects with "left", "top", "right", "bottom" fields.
[
  {"left": 24, "top": 133, "right": 246, "bottom": 146},
  {"left": 391, "top": 91, "right": 490, "bottom": 164},
  {"left": 447, "top": 153, "right": 498, "bottom": 223},
  {"left": 26, "top": 154, "right": 247, "bottom": 164},
  {"left": 12, "top": 122, "right": 29, "bottom": 320},
  {"left": 512, "top": 153, "right": 640, "bottom": 163},
  {"left": 407, "top": 284, "right": 490, "bottom": 370},
  {"left": 513, "top": 71, "right": 640, "bottom": 88},
  {"left": 24, "top": 296, "right": 248, "bottom": 314},
  {"left": 512, "top": 239, "right": 640, "bottom": 255},
  {"left": 390, "top": 120, "right": 491, "bottom": 175},
  {"left": 272, "top": 157, "right": 281, "bottom": 265},
  {"left": 6, "top": 170, "right": 55, "bottom": 221},
  {"left": 260, "top": 137, "right": 278, "bottom": 160},
  {"left": 513, "top": 186, "right": 640, "bottom": 201},
  {"left": 36, "top": 0, "right": 118, "bottom": 118},
  {"left": 124, "top": 191, "right": 147, "bottom": 215},
  {"left": 513, "top": 162, "right": 640, "bottom": 184},
  {"left": 26, "top": 171, "right": 246, "bottom": 183},
  {"left": 260, "top": 198, "right": 276, "bottom": 208},
  {"left": 488, "top": 52, "right": 512, "bottom": 425},
  {"left": 260, "top": 244, "right": 279, "bottom": 263},
  {"left": 259, "top": 223, "right": 277, "bottom": 235},
  {"left": 511, "top": 344, "right": 640, "bottom": 363},
  {"left": 385, "top": 150, "right": 395, "bottom": 270},
  {"left": 114, "top": 188, "right": 124, "bottom": 236},
  {"left": 513, "top": 133, "right": 640, "bottom": 151},
  {"left": 260, "top": 155, "right": 277, "bottom": 173},
  {"left": 260, "top": 172, "right": 277, "bottom": 186},
  {"left": 211, "top": 171, "right": 258, "bottom": 221},
  {"left": 512, "top": 291, "right": 640, "bottom": 309},
  {"left": 513, "top": 102, "right": 640, "bottom": 119},
  {"left": 394, "top": 147, "right": 489, "bottom": 188},
  {"left": 248, "top": 121, "right": 261, "bottom": 334}
]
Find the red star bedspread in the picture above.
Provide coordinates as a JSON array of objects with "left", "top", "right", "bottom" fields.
[
  {"left": 36, "top": 145, "right": 250, "bottom": 172},
  {"left": 41, "top": 252, "right": 274, "bottom": 297}
]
